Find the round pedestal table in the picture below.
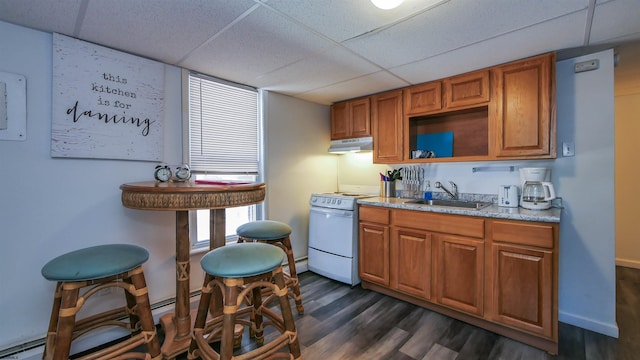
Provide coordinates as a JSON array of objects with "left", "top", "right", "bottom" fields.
[{"left": 120, "top": 181, "right": 266, "bottom": 359}]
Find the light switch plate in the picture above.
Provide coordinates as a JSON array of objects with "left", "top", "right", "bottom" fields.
[{"left": 562, "top": 142, "right": 575, "bottom": 157}]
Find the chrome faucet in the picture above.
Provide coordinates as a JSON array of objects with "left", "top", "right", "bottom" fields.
[{"left": 435, "top": 181, "right": 458, "bottom": 200}]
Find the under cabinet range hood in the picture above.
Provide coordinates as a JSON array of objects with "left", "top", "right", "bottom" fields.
[{"left": 328, "top": 136, "right": 373, "bottom": 154}]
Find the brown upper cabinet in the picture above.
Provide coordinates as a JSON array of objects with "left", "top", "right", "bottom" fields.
[
  {"left": 372, "top": 89, "right": 403, "bottom": 163},
  {"left": 330, "top": 52, "right": 556, "bottom": 164},
  {"left": 494, "top": 53, "right": 555, "bottom": 158},
  {"left": 404, "top": 69, "right": 490, "bottom": 116},
  {"left": 330, "top": 97, "right": 371, "bottom": 140}
]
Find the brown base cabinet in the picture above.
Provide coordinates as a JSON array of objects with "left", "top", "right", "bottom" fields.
[
  {"left": 359, "top": 205, "right": 559, "bottom": 354},
  {"left": 435, "top": 234, "right": 484, "bottom": 316}
]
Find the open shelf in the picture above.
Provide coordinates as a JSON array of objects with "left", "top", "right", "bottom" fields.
[{"left": 408, "top": 106, "right": 489, "bottom": 159}]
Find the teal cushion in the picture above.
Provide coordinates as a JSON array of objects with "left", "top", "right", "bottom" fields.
[
  {"left": 201, "top": 242, "right": 284, "bottom": 278},
  {"left": 236, "top": 220, "right": 291, "bottom": 240},
  {"left": 41, "top": 244, "right": 149, "bottom": 282}
]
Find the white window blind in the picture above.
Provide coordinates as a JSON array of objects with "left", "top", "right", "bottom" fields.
[{"left": 189, "top": 74, "right": 259, "bottom": 173}]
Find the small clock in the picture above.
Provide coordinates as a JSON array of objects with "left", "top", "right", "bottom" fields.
[
  {"left": 175, "top": 164, "right": 191, "bottom": 181},
  {"left": 154, "top": 163, "right": 172, "bottom": 182}
]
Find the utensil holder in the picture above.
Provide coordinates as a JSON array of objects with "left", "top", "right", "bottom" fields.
[{"left": 380, "top": 180, "right": 395, "bottom": 198}]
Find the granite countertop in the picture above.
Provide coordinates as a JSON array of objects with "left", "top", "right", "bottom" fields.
[{"left": 357, "top": 196, "right": 561, "bottom": 223}]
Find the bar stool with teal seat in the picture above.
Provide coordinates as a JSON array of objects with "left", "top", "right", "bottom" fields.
[
  {"left": 236, "top": 220, "right": 304, "bottom": 314},
  {"left": 41, "top": 244, "right": 161, "bottom": 360},
  {"left": 189, "top": 242, "right": 301, "bottom": 360}
]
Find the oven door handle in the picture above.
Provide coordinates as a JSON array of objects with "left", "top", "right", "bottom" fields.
[{"left": 310, "top": 206, "right": 354, "bottom": 218}]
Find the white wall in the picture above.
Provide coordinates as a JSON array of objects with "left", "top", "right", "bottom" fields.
[
  {"left": 0, "top": 20, "right": 190, "bottom": 350},
  {"left": 262, "top": 91, "right": 336, "bottom": 260},
  {"left": 554, "top": 49, "right": 617, "bottom": 337}
]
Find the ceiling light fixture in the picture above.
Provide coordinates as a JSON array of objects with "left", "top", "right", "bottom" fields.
[{"left": 371, "top": 0, "right": 404, "bottom": 10}]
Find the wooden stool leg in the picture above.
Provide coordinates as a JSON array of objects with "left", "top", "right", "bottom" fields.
[
  {"left": 273, "top": 270, "right": 301, "bottom": 358},
  {"left": 52, "top": 284, "right": 80, "bottom": 360},
  {"left": 251, "top": 285, "right": 265, "bottom": 345},
  {"left": 128, "top": 267, "right": 161, "bottom": 358},
  {"left": 43, "top": 283, "right": 63, "bottom": 360},
  {"left": 189, "top": 274, "right": 215, "bottom": 359},
  {"left": 281, "top": 236, "right": 304, "bottom": 315},
  {"left": 220, "top": 279, "right": 240, "bottom": 360}
]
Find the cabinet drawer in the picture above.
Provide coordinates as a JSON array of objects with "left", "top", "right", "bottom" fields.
[
  {"left": 360, "top": 206, "right": 390, "bottom": 225},
  {"left": 393, "top": 209, "right": 484, "bottom": 238},
  {"left": 491, "top": 220, "right": 555, "bottom": 249}
]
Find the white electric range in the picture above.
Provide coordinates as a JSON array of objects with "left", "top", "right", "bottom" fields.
[{"left": 308, "top": 192, "right": 374, "bottom": 286}]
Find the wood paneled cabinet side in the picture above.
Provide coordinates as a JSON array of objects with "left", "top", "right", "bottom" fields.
[
  {"left": 359, "top": 206, "right": 391, "bottom": 286},
  {"left": 493, "top": 52, "right": 556, "bottom": 158},
  {"left": 434, "top": 234, "right": 484, "bottom": 316},
  {"left": 486, "top": 220, "right": 558, "bottom": 340},
  {"left": 372, "top": 89, "right": 404, "bottom": 163},
  {"left": 330, "top": 97, "right": 371, "bottom": 140},
  {"left": 391, "top": 227, "right": 432, "bottom": 300}
]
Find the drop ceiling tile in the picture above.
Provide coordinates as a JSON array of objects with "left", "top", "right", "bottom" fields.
[
  {"left": 391, "top": 10, "right": 587, "bottom": 85},
  {"left": 297, "top": 71, "right": 410, "bottom": 105},
  {"left": 181, "top": 5, "right": 337, "bottom": 85},
  {"left": 252, "top": 45, "right": 382, "bottom": 93},
  {"left": 264, "top": 0, "right": 448, "bottom": 42},
  {"left": 0, "top": 0, "right": 81, "bottom": 34},
  {"left": 589, "top": 0, "right": 640, "bottom": 45},
  {"left": 344, "top": 0, "right": 588, "bottom": 69},
  {"left": 78, "top": 0, "right": 257, "bottom": 64}
]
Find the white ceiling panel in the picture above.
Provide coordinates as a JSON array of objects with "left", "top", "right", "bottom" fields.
[
  {"left": 180, "top": 5, "right": 336, "bottom": 85},
  {"left": 1, "top": 0, "right": 639, "bottom": 104},
  {"left": 298, "top": 70, "right": 410, "bottom": 104},
  {"left": 589, "top": 0, "right": 640, "bottom": 45},
  {"left": 78, "top": 0, "right": 257, "bottom": 64},
  {"left": 344, "top": 0, "right": 589, "bottom": 69},
  {"left": 0, "top": 0, "right": 82, "bottom": 35},
  {"left": 391, "top": 10, "right": 589, "bottom": 84},
  {"left": 264, "top": 0, "right": 449, "bottom": 42},
  {"left": 253, "top": 45, "right": 389, "bottom": 92}
]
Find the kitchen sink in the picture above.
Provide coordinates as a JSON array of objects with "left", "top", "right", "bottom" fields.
[{"left": 404, "top": 199, "right": 492, "bottom": 210}]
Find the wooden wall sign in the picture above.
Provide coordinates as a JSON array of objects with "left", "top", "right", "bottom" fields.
[{"left": 51, "top": 33, "right": 164, "bottom": 161}]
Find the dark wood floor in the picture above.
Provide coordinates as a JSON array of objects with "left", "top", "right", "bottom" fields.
[{"left": 182, "top": 266, "right": 640, "bottom": 359}]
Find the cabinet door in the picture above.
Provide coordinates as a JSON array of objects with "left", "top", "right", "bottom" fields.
[
  {"left": 359, "top": 222, "right": 390, "bottom": 286},
  {"left": 444, "top": 70, "right": 490, "bottom": 109},
  {"left": 490, "top": 243, "right": 553, "bottom": 337},
  {"left": 392, "top": 227, "right": 432, "bottom": 300},
  {"left": 330, "top": 101, "right": 349, "bottom": 139},
  {"left": 435, "top": 234, "right": 484, "bottom": 316},
  {"left": 404, "top": 82, "right": 442, "bottom": 115},
  {"left": 372, "top": 89, "right": 403, "bottom": 163},
  {"left": 494, "top": 53, "right": 555, "bottom": 157},
  {"left": 349, "top": 97, "right": 371, "bottom": 137}
]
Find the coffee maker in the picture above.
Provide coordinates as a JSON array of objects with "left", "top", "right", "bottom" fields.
[{"left": 519, "top": 167, "right": 556, "bottom": 210}]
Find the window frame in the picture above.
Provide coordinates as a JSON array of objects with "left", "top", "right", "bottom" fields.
[{"left": 182, "top": 69, "right": 264, "bottom": 250}]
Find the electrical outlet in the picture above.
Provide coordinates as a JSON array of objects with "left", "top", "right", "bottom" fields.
[
  {"left": 574, "top": 59, "right": 599, "bottom": 73},
  {"left": 562, "top": 142, "right": 575, "bottom": 157}
]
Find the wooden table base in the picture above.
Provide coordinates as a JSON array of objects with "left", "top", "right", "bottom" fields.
[{"left": 159, "top": 310, "right": 245, "bottom": 359}]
